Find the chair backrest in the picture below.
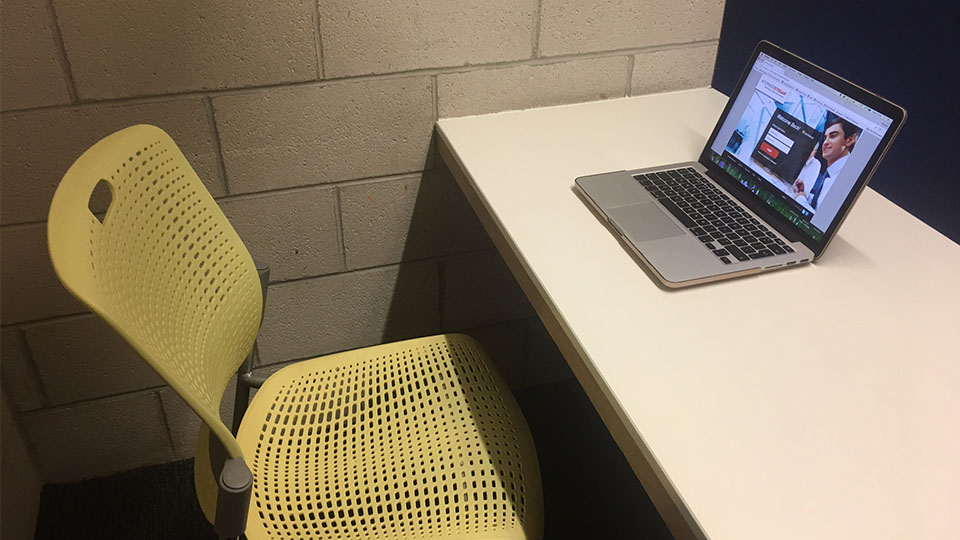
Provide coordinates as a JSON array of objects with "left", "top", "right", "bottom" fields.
[{"left": 47, "top": 125, "right": 262, "bottom": 460}]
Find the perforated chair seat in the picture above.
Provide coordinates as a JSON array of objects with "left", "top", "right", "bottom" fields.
[{"left": 233, "top": 334, "right": 542, "bottom": 539}]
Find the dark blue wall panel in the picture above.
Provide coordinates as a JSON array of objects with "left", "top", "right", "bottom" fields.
[{"left": 712, "top": 1, "right": 959, "bottom": 242}]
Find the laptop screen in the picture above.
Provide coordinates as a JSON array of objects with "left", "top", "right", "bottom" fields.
[{"left": 704, "top": 51, "right": 895, "bottom": 242}]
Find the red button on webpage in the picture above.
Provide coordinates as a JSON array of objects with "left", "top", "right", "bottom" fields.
[{"left": 760, "top": 142, "right": 779, "bottom": 159}]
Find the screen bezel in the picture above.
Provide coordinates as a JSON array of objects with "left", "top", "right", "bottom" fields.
[{"left": 698, "top": 40, "right": 906, "bottom": 258}]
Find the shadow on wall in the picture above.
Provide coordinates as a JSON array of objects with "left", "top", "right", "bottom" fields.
[{"left": 382, "top": 132, "right": 571, "bottom": 390}]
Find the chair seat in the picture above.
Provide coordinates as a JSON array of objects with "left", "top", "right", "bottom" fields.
[{"left": 236, "top": 334, "right": 543, "bottom": 540}]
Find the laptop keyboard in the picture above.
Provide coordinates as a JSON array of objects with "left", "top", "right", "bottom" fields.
[{"left": 634, "top": 168, "right": 794, "bottom": 265}]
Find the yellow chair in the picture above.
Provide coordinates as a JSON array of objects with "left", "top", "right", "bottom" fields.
[{"left": 47, "top": 125, "right": 543, "bottom": 539}]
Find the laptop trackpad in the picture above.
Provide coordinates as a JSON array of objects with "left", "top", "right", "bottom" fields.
[{"left": 607, "top": 204, "right": 685, "bottom": 242}]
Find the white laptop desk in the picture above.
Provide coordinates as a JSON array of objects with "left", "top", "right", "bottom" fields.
[{"left": 437, "top": 88, "right": 960, "bottom": 540}]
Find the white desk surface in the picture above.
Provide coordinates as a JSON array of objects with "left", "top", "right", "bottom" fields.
[{"left": 437, "top": 88, "right": 960, "bottom": 540}]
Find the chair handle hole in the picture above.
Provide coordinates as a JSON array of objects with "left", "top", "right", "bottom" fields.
[{"left": 89, "top": 179, "right": 113, "bottom": 224}]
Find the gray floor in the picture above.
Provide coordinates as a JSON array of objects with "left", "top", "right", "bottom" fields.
[{"left": 33, "top": 379, "right": 672, "bottom": 539}]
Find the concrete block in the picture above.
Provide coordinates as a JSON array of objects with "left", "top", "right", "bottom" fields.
[
  {"left": 0, "top": 98, "right": 222, "bottom": 225},
  {"left": 159, "top": 380, "right": 235, "bottom": 460},
  {"left": 459, "top": 321, "right": 526, "bottom": 390},
  {"left": 251, "top": 361, "right": 289, "bottom": 381},
  {"left": 52, "top": 0, "right": 317, "bottom": 100},
  {"left": 220, "top": 187, "right": 341, "bottom": 282},
  {"left": 21, "top": 391, "right": 174, "bottom": 482},
  {"left": 213, "top": 77, "right": 434, "bottom": 194},
  {"left": 340, "top": 169, "right": 489, "bottom": 269},
  {"left": 1, "top": 395, "right": 43, "bottom": 540},
  {"left": 319, "top": 0, "right": 535, "bottom": 77},
  {"left": 438, "top": 56, "right": 628, "bottom": 117},
  {"left": 0, "top": 224, "right": 87, "bottom": 324},
  {"left": 1, "top": 328, "right": 45, "bottom": 411},
  {"left": 632, "top": 43, "right": 719, "bottom": 95},
  {"left": 25, "top": 315, "right": 163, "bottom": 406},
  {"left": 258, "top": 261, "right": 440, "bottom": 365},
  {"left": 524, "top": 317, "right": 573, "bottom": 386},
  {"left": 442, "top": 250, "right": 534, "bottom": 331},
  {"left": 539, "top": 0, "right": 724, "bottom": 56},
  {"left": 0, "top": 0, "right": 71, "bottom": 110}
]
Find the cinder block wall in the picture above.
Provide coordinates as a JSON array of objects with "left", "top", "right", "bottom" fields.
[{"left": 0, "top": 0, "right": 724, "bottom": 492}]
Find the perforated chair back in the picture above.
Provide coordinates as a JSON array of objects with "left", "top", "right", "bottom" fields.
[{"left": 47, "top": 124, "right": 262, "bottom": 461}]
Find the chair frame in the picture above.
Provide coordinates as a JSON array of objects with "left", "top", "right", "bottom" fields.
[
  {"left": 206, "top": 265, "right": 271, "bottom": 539},
  {"left": 48, "top": 125, "right": 543, "bottom": 540}
]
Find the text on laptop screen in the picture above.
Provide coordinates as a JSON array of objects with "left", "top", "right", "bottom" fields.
[{"left": 706, "top": 52, "right": 894, "bottom": 241}]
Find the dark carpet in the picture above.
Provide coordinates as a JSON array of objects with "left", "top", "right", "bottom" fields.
[
  {"left": 34, "top": 379, "right": 672, "bottom": 539},
  {"left": 34, "top": 458, "right": 217, "bottom": 540}
]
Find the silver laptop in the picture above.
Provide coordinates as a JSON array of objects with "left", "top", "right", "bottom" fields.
[{"left": 575, "top": 41, "right": 905, "bottom": 288}]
